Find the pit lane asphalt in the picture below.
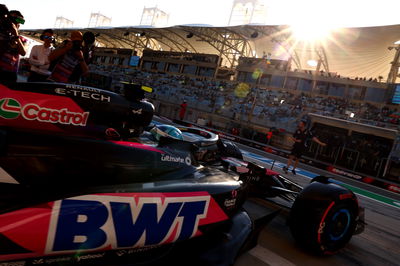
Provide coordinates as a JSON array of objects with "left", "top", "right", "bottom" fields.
[{"left": 234, "top": 143, "right": 400, "bottom": 266}]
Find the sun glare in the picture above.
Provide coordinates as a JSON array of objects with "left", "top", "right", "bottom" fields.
[
  {"left": 307, "top": 59, "right": 318, "bottom": 67},
  {"left": 285, "top": 3, "right": 339, "bottom": 43},
  {"left": 289, "top": 21, "right": 334, "bottom": 42}
]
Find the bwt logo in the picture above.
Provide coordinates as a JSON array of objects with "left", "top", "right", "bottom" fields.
[
  {"left": 45, "top": 195, "right": 210, "bottom": 253},
  {"left": 0, "top": 98, "right": 89, "bottom": 126}
]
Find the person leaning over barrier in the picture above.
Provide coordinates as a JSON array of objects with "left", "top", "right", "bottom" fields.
[
  {"left": 69, "top": 31, "right": 96, "bottom": 83},
  {"left": 283, "top": 120, "right": 326, "bottom": 175},
  {"left": 28, "top": 29, "right": 54, "bottom": 82},
  {"left": 47, "top": 30, "right": 88, "bottom": 83}
]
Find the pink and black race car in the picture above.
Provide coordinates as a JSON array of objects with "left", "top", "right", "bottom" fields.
[{"left": 0, "top": 81, "right": 364, "bottom": 265}]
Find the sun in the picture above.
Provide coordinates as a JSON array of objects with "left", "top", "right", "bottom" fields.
[
  {"left": 289, "top": 20, "right": 335, "bottom": 43},
  {"left": 290, "top": 24, "right": 332, "bottom": 42},
  {"left": 284, "top": 2, "right": 339, "bottom": 43}
]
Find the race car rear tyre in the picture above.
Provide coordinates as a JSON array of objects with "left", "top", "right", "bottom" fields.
[{"left": 289, "top": 182, "right": 358, "bottom": 255}]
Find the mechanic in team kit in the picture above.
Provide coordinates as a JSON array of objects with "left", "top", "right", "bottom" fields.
[
  {"left": 283, "top": 120, "right": 326, "bottom": 175},
  {"left": 179, "top": 100, "right": 187, "bottom": 120}
]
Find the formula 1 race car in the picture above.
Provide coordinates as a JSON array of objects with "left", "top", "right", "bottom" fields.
[{"left": 0, "top": 82, "right": 364, "bottom": 265}]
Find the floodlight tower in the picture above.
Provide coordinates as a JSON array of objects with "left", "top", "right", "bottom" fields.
[
  {"left": 88, "top": 12, "right": 112, "bottom": 28},
  {"left": 54, "top": 16, "right": 74, "bottom": 28},
  {"left": 228, "top": 0, "right": 267, "bottom": 25},
  {"left": 139, "top": 7, "right": 169, "bottom": 27},
  {"left": 387, "top": 43, "right": 400, "bottom": 84}
]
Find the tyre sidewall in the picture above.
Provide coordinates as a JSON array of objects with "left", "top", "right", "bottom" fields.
[
  {"left": 315, "top": 201, "right": 357, "bottom": 254},
  {"left": 290, "top": 189, "right": 358, "bottom": 254}
]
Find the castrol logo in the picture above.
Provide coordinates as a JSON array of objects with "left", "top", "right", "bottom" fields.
[{"left": 0, "top": 98, "right": 89, "bottom": 126}]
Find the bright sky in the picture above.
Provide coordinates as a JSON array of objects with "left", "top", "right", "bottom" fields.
[{"left": 2, "top": 0, "right": 400, "bottom": 29}]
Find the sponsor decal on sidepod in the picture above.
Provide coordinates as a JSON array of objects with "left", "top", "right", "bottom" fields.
[
  {"left": 0, "top": 98, "right": 89, "bottom": 126},
  {"left": 0, "top": 192, "right": 228, "bottom": 261},
  {"left": 161, "top": 154, "right": 192, "bottom": 165}
]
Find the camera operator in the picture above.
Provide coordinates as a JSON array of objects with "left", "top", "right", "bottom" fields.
[
  {"left": 69, "top": 31, "right": 96, "bottom": 83},
  {"left": 48, "top": 30, "right": 88, "bottom": 83},
  {"left": 27, "top": 29, "right": 54, "bottom": 82},
  {"left": 0, "top": 5, "right": 26, "bottom": 82}
]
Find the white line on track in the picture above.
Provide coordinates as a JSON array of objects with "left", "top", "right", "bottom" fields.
[
  {"left": 355, "top": 193, "right": 400, "bottom": 210},
  {"left": 242, "top": 154, "right": 400, "bottom": 210}
]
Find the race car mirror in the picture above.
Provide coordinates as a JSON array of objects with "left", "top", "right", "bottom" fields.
[{"left": 121, "top": 82, "right": 153, "bottom": 101}]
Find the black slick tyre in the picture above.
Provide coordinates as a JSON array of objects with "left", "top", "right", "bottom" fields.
[{"left": 289, "top": 180, "right": 358, "bottom": 255}]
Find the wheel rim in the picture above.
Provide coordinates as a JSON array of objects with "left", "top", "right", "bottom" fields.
[{"left": 328, "top": 209, "right": 351, "bottom": 241}]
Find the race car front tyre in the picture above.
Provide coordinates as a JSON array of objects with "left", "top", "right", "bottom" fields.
[{"left": 289, "top": 182, "right": 358, "bottom": 255}]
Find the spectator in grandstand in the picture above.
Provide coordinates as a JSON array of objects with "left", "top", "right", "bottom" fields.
[
  {"left": 0, "top": 7, "right": 26, "bottom": 82},
  {"left": 283, "top": 120, "right": 326, "bottom": 175},
  {"left": 87, "top": 64, "right": 400, "bottom": 130},
  {"left": 27, "top": 29, "right": 54, "bottom": 82},
  {"left": 179, "top": 100, "right": 187, "bottom": 120},
  {"left": 48, "top": 30, "right": 88, "bottom": 83}
]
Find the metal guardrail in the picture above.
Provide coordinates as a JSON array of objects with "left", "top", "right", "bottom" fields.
[{"left": 305, "top": 141, "right": 388, "bottom": 179}]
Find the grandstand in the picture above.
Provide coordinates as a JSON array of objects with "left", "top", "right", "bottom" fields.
[
  {"left": 20, "top": 24, "right": 400, "bottom": 183},
  {"left": 21, "top": 24, "right": 400, "bottom": 81}
]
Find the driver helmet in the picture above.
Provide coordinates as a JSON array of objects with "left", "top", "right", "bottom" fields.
[{"left": 150, "top": 125, "right": 183, "bottom": 141}]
